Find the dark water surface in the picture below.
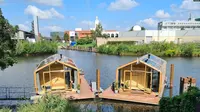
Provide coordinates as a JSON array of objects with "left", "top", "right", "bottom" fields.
[{"left": 0, "top": 50, "right": 200, "bottom": 111}]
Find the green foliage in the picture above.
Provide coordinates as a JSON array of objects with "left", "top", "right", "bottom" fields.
[
  {"left": 77, "top": 84, "right": 80, "bottom": 90},
  {"left": 159, "top": 87, "right": 200, "bottom": 112},
  {"left": 180, "top": 43, "right": 195, "bottom": 57},
  {"left": 91, "top": 23, "right": 103, "bottom": 39},
  {"left": 0, "top": 8, "right": 18, "bottom": 70},
  {"left": 114, "top": 82, "right": 119, "bottom": 90},
  {"left": 97, "top": 42, "right": 200, "bottom": 57},
  {"left": 17, "top": 95, "right": 81, "bottom": 112},
  {"left": 64, "top": 33, "right": 69, "bottom": 42},
  {"left": 15, "top": 40, "right": 58, "bottom": 56},
  {"left": 76, "top": 38, "right": 93, "bottom": 45},
  {"left": 0, "top": 108, "right": 11, "bottom": 112}
]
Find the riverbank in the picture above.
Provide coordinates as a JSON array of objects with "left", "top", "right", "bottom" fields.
[
  {"left": 61, "top": 46, "right": 97, "bottom": 52},
  {"left": 97, "top": 42, "right": 200, "bottom": 57},
  {"left": 15, "top": 40, "right": 58, "bottom": 56}
]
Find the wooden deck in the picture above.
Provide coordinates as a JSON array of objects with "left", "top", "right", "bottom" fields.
[
  {"left": 99, "top": 86, "right": 160, "bottom": 105},
  {"left": 59, "top": 75, "right": 94, "bottom": 100}
]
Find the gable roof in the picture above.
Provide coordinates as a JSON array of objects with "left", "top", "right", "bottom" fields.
[
  {"left": 139, "top": 54, "right": 167, "bottom": 72},
  {"left": 117, "top": 54, "right": 167, "bottom": 73},
  {"left": 36, "top": 54, "right": 78, "bottom": 70}
]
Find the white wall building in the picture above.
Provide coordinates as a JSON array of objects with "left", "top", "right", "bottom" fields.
[
  {"left": 118, "top": 30, "right": 200, "bottom": 44},
  {"left": 158, "top": 15, "right": 200, "bottom": 31},
  {"left": 12, "top": 30, "right": 36, "bottom": 43}
]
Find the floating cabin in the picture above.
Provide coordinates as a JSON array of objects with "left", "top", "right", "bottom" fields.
[
  {"left": 33, "top": 54, "right": 80, "bottom": 94},
  {"left": 116, "top": 54, "right": 167, "bottom": 97}
]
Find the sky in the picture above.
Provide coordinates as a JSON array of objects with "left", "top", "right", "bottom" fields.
[{"left": 0, "top": 0, "right": 200, "bottom": 36}]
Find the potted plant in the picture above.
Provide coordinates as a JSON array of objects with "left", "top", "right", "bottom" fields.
[
  {"left": 77, "top": 84, "right": 80, "bottom": 94},
  {"left": 114, "top": 82, "right": 119, "bottom": 94}
]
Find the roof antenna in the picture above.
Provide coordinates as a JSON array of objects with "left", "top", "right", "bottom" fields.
[
  {"left": 59, "top": 54, "right": 62, "bottom": 61},
  {"left": 148, "top": 54, "right": 151, "bottom": 59}
]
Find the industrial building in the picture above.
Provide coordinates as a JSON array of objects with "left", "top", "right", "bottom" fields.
[
  {"left": 97, "top": 29, "right": 200, "bottom": 46},
  {"left": 12, "top": 30, "right": 36, "bottom": 43},
  {"left": 158, "top": 15, "right": 200, "bottom": 30}
]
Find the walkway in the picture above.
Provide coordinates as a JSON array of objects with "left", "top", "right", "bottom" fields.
[
  {"left": 99, "top": 86, "right": 160, "bottom": 105},
  {"left": 61, "top": 75, "right": 94, "bottom": 100}
]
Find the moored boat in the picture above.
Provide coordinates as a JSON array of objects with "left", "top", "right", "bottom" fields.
[{"left": 100, "top": 53, "right": 167, "bottom": 105}]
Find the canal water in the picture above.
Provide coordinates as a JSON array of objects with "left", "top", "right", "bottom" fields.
[{"left": 0, "top": 50, "right": 200, "bottom": 111}]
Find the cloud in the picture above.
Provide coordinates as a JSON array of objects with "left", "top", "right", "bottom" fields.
[
  {"left": 98, "top": 2, "right": 107, "bottom": 8},
  {"left": 170, "top": 0, "right": 200, "bottom": 21},
  {"left": 180, "top": 0, "right": 200, "bottom": 10},
  {"left": 18, "top": 21, "right": 31, "bottom": 31},
  {"left": 108, "top": 0, "right": 139, "bottom": 11},
  {"left": 24, "top": 5, "right": 64, "bottom": 19},
  {"left": 29, "top": 0, "right": 63, "bottom": 7},
  {"left": 138, "top": 18, "right": 158, "bottom": 28},
  {"left": 155, "top": 10, "right": 171, "bottom": 19},
  {"left": 42, "top": 25, "right": 63, "bottom": 32},
  {"left": 18, "top": 24, "right": 30, "bottom": 31}
]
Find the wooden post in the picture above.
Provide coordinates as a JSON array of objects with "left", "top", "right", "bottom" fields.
[
  {"left": 170, "top": 64, "right": 174, "bottom": 88},
  {"left": 179, "top": 77, "right": 196, "bottom": 94},
  {"left": 96, "top": 69, "right": 100, "bottom": 92},
  {"left": 170, "top": 64, "right": 174, "bottom": 98},
  {"left": 144, "top": 65, "right": 146, "bottom": 87},
  {"left": 34, "top": 71, "right": 38, "bottom": 93}
]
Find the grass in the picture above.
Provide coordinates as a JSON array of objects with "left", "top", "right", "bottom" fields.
[
  {"left": 0, "top": 95, "right": 89, "bottom": 112},
  {"left": 0, "top": 108, "right": 11, "bottom": 112},
  {"left": 76, "top": 43, "right": 95, "bottom": 47},
  {"left": 97, "top": 42, "right": 200, "bottom": 57},
  {"left": 15, "top": 40, "right": 58, "bottom": 56}
]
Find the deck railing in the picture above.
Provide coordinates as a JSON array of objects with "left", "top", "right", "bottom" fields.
[{"left": 0, "top": 87, "right": 35, "bottom": 100}]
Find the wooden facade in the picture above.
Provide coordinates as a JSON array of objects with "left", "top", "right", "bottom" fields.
[
  {"left": 116, "top": 54, "right": 167, "bottom": 97},
  {"left": 34, "top": 54, "right": 80, "bottom": 94}
]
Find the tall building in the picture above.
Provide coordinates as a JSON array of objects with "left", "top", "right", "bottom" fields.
[
  {"left": 158, "top": 15, "right": 200, "bottom": 30},
  {"left": 34, "top": 16, "right": 40, "bottom": 40},
  {"left": 95, "top": 16, "right": 100, "bottom": 29}
]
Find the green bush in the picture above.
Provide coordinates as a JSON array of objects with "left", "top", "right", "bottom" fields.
[
  {"left": 164, "top": 50, "right": 176, "bottom": 57},
  {"left": 97, "top": 42, "right": 200, "bottom": 57},
  {"left": 15, "top": 40, "right": 58, "bottom": 56},
  {"left": 159, "top": 87, "right": 200, "bottom": 112},
  {"left": 0, "top": 108, "right": 11, "bottom": 112},
  {"left": 17, "top": 95, "right": 81, "bottom": 112},
  {"left": 76, "top": 38, "right": 93, "bottom": 45}
]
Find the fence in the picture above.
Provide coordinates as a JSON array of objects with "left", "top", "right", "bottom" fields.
[
  {"left": 62, "top": 46, "right": 97, "bottom": 52},
  {"left": 0, "top": 87, "right": 35, "bottom": 100}
]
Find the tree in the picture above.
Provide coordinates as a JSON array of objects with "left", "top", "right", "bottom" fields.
[
  {"left": 75, "top": 35, "right": 79, "bottom": 40},
  {"left": 91, "top": 23, "right": 103, "bottom": 39},
  {"left": 102, "top": 34, "right": 109, "bottom": 38},
  {"left": 64, "top": 33, "right": 69, "bottom": 42},
  {"left": 0, "top": 8, "right": 18, "bottom": 70},
  {"left": 141, "top": 27, "right": 146, "bottom": 30},
  {"left": 56, "top": 35, "right": 60, "bottom": 41}
]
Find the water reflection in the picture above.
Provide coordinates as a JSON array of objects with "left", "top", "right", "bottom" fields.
[{"left": 73, "top": 100, "right": 159, "bottom": 112}]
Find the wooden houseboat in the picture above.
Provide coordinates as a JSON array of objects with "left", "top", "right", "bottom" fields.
[
  {"left": 100, "top": 54, "right": 167, "bottom": 105},
  {"left": 33, "top": 54, "right": 81, "bottom": 94}
]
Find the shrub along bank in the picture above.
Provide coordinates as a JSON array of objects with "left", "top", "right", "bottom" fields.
[
  {"left": 76, "top": 38, "right": 96, "bottom": 47},
  {"left": 159, "top": 87, "right": 200, "bottom": 112},
  {"left": 15, "top": 40, "right": 58, "bottom": 56},
  {"left": 0, "top": 95, "right": 87, "bottom": 112},
  {"left": 97, "top": 42, "right": 200, "bottom": 57}
]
